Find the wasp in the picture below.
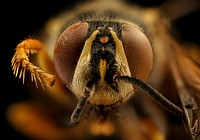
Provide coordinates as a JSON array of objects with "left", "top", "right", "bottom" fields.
[{"left": 9, "top": 0, "right": 200, "bottom": 139}]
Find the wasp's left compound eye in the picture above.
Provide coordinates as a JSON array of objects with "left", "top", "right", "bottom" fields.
[
  {"left": 53, "top": 22, "right": 89, "bottom": 85},
  {"left": 121, "top": 23, "right": 153, "bottom": 80}
]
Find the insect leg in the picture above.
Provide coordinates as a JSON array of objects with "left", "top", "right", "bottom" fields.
[
  {"left": 11, "top": 38, "right": 56, "bottom": 89},
  {"left": 115, "top": 76, "right": 183, "bottom": 116}
]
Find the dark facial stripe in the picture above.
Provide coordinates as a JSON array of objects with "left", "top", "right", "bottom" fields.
[{"left": 88, "top": 25, "right": 118, "bottom": 87}]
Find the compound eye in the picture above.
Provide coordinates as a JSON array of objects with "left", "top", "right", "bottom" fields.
[
  {"left": 121, "top": 23, "right": 153, "bottom": 80},
  {"left": 53, "top": 22, "right": 89, "bottom": 85}
]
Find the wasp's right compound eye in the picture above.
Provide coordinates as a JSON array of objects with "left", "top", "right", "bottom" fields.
[{"left": 53, "top": 22, "right": 89, "bottom": 85}]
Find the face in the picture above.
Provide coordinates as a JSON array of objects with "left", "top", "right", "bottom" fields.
[{"left": 53, "top": 21, "right": 153, "bottom": 105}]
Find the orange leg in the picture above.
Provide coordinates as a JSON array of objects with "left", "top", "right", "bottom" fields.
[{"left": 11, "top": 38, "right": 56, "bottom": 89}]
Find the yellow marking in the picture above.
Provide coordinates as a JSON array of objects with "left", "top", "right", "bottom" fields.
[
  {"left": 102, "top": 47, "right": 105, "bottom": 52},
  {"left": 99, "top": 59, "right": 107, "bottom": 82},
  {"left": 110, "top": 30, "right": 128, "bottom": 65},
  {"left": 78, "top": 30, "right": 99, "bottom": 61},
  {"left": 110, "top": 30, "right": 130, "bottom": 75},
  {"left": 100, "top": 36, "right": 109, "bottom": 44},
  {"left": 71, "top": 29, "right": 100, "bottom": 98}
]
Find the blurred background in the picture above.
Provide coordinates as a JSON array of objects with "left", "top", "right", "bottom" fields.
[{"left": 1, "top": 0, "right": 200, "bottom": 139}]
